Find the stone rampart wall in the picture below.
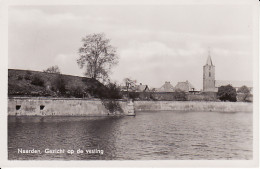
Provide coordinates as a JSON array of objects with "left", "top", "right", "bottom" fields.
[
  {"left": 134, "top": 101, "right": 253, "bottom": 112},
  {"left": 8, "top": 97, "right": 129, "bottom": 116},
  {"left": 8, "top": 98, "right": 253, "bottom": 116}
]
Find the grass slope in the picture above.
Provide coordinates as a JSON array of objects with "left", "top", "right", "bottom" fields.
[{"left": 8, "top": 69, "right": 105, "bottom": 97}]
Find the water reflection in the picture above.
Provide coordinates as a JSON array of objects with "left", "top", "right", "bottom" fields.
[
  {"left": 9, "top": 116, "right": 125, "bottom": 160},
  {"left": 8, "top": 111, "right": 252, "bottom": 160}
]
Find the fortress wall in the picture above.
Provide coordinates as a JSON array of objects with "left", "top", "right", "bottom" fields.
[
  {"left": 134, "top": 101, "right": 253, "bottom": 112},
  {"left": 8, "top": 98, "right": 253, "bottom": 116},
  {"left": 8, "top": 97, "right": 129, "bottom": 116}
]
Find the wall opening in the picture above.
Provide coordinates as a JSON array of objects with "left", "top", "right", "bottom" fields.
[
  {"left": 16, "top": 105, "right": 21, "bottom": 110},
  {"left": 40, "top": 105, "right": 45, "bottom": 110}
]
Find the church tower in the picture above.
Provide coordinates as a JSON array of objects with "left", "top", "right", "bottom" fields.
[{"left": 203, "top": 51, "right": 215, "bottom": 92}]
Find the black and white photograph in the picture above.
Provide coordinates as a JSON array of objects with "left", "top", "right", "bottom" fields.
[{"left": 0, "top": 0, "right": 259, "bottom": 167}]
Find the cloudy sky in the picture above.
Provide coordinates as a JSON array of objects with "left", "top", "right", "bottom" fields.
[{"left": 8, "top": 3, "right": 255, "bottom": 90}]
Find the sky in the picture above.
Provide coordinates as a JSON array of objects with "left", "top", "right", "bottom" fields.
[{"left": 8, "top": 3, "right": 254, "bottom": 90}]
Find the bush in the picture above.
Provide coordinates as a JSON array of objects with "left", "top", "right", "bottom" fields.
[
  {"left": 103, "top": 82, "right": 122, "bottom": 99},
  {"left": 149, "top": 93, "right": 158, "bottom": 101},
  {"left": 31, "top": 75, "right": 44, "bottom": 86},
  {"left": 99, "top": 82, "right": 123, "bottom": 114},
  {"left": 43, "top": 65, "right": 61, "bottom": 74},
  {"left": 102, "top": 100, "right": 123, "bottom": 114},
  {"left": 85, "top": 85, "right": 105, "bottom": 98},
  {"left": 174, "top": 89, "right": 187, "bottom": 101},
  {"left": 237, "top": 85, "right": 252, "bottom": 102},
  {"left": 51, "top": 75, "right": 67, "bottom": 95},
  {"left": 129, "top": 92, "right": 140, "bottom": 101},
  {"left": 217, "top": 85, "right": 237, "bottom": 102},
  {"left": 24, "top": 71, "right": 32, "bottom": 80},
  {"left": 88, "top": 82, "right": 122, "bottom": 99},
  {"left": 69, "top": 85, "right": 84, "bottom": 98}
]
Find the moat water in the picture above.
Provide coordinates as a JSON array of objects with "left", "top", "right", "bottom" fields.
[{"left": 8, "top": 111, "right": 252, "bottom": 160}]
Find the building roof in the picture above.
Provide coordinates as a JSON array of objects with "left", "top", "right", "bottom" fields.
[
  {"left": 175, "top": 80, "right": 195, "bottom": 92},
  {"left": 135, "top": 83, "right": 149, "bottom": 92},
  {"left": 157, "top": 81, "right": 174, "bottom": 92},
  {"left": 215, "top": 80, "right": 253, "bottom": 88}
]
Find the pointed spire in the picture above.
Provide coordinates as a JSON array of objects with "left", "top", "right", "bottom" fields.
[
  {"left": 206, "top": 48, "right": 213, "bottom": 66},
  {"left": 206, "top": 55, "right": 213, "bottom": 65}
]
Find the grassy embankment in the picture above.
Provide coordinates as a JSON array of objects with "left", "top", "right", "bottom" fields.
[{"left": 8, "top": 69, "right": 105, "bottom": 98}]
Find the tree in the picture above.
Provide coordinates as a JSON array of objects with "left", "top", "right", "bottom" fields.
[
  {"left": 104, "top": 82, "right": 122, "bottom": 99},
  {"left": 43, "top": 65, "right": 61, "bottom": 74},
  {"left": 237, "top": 85, "right": 252, "bottom": 102},
  {"left": 100, "top": 82, "right": 123, "bottom": 114},
  {"left": 123, "top": 78, "right": 137, "bottom": 100},
  {"left": 217, "top": 85, "right": 237, "bottom": 102},
  {"left": 123, "top": 78, "right": 137, "bottom": 92},
  {"left": 77, "top": 33, "right": 118, "bottom": 82}
]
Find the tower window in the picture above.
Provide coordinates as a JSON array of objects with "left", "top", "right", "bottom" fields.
[{"left": 209, "top": 72, "right": 211, "bottom": 77}]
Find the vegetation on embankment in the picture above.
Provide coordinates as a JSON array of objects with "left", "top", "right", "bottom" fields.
[
  {"left": 8, "top": 69, "right": 125, "bottom": 115},
  {"left": 8, "top": 69, "right": 106, "bottom": 98}
]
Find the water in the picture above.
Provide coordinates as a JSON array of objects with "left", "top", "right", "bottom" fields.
[{"left": 8, "top": 111, "right": 252, "bottom": 160}]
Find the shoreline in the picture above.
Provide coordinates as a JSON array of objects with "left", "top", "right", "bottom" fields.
[{"left": 8, "top": 97, "right": 253, "bottom": 116}]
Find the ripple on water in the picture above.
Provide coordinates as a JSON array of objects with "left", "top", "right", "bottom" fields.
[{"left": 8, "top": 111, "right": 253, "bottom": 160}]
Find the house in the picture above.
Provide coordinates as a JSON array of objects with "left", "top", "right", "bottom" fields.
[
  {"left": 156, "top": 81, "right": 175, "bottom": 92},
  {"left": 135, "top": 83, "right": 149, "bottom": 92},
  {"left": 175, "top": 80, "right": 195, "bottom": 92}
]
